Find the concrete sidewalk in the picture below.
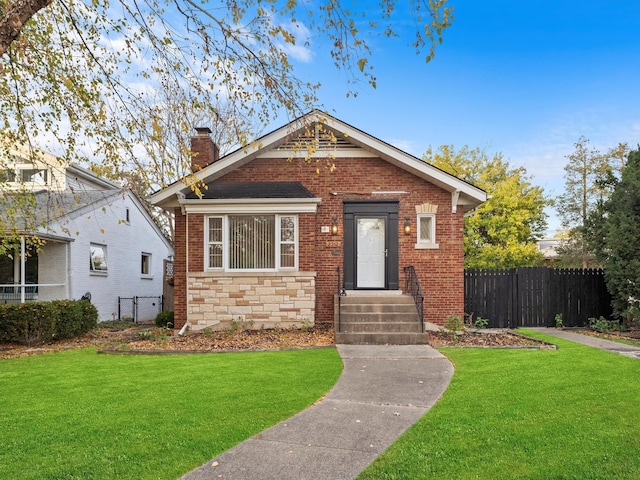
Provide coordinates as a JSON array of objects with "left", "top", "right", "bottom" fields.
[
  {"left": 180, "top": 344, "right": 453, "bottom": 480},
  {"left": 528, "top": 327, "right": 640, "bottom": 359}
]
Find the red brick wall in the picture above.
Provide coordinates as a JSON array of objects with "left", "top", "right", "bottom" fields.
[
  {"left": 187, "top": 213, "right": 204, "bottom": 273},
  {"left": 180, "top": 155, "right": 465, "bottom": 326},
  {"left": 173, "top": 208, "right": 187, "bottom": 329}
]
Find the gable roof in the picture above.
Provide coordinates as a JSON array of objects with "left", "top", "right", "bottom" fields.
[
  {"left": 0, "top": 190, "right": 116, "bottom": 229},
  {"left": 149, "top": 111, "right": 487, "bottom": 212},
  {"left": 65, "top": 164, "right": 121, "bottom": 191},
  {"left": 0, "top": 188, "right": 172, "bottom": 250}
]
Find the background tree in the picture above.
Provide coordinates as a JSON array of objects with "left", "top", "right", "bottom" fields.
[
  {"left": 1, "top": 0, "right": 454, "bottom": 165},
  {"left": 89, "top": 90, "right": 253, "bottom": 240},
  {"left": 423, "top": 145, "right": 549, "bottom": 268},
  {"left": 599, "top": 148, "right": 640, "bottom": 321},
  {"left": 0, "top": 0, "right": 454, "bottom": 244},
  {"left": 555, "top": 137, "right": 627, "bottom": 267}
]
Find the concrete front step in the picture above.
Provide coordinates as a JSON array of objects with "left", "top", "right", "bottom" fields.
[
  {"left": 335, "top": 331, "right": 430, "bottom": 345},
  {"left": 336, "top": 292, "right": 425, "bottom": 345},
  {"left": 340, "top": 304, "right": 418, "bottom": 314},
  {"left": 339, "top": 321, "right": 423, "bottom": 333},
  {"left": 340, "top": 295, "right": 416, "bottom": 305},
  {"left": 339, "top": 312, "right": 420, "bottom": 323}
]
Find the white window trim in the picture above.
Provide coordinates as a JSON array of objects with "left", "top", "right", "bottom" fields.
[
  {"left": 415, "top": 213, "right": 439, "bottom": 249},
  {"left": 205, "top": 214, "right": 298, "bottom": 272},
  {"left": 1, "top": 165, "right": 51, "bottom": 186},
  {"left": 183, "top": 199, "right": 319, "bottom": 214},
  {"left": 141, "top": 252, "right": 152, "bottom": 278},
  {"left": 278, "top": 215, "right": 298, "bottom": 271},
  {"left": 207, "top": 216, "right": 224, "bottom": 270},
  {"left": 90, "top": 243, "right": 108, "bottom": 275}
]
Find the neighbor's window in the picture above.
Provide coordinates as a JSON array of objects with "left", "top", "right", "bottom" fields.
[
  {"left": 206, "top": 215, "right": 297, "bottom": 270},
  {"left": 417, "top": 214, "right": 438, "bottom": 248},
  {"left": 19, "top": 168, "right": 48, "bottom": 184},
  {"left": 90, "top": 244, "right": 108, "bottom": 272},
  {"left": 141, "top": 252, "right": 151, "bottom": 275}
]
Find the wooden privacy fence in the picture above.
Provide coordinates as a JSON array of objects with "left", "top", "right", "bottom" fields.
[{"left": 464, "top": 267, "right": 613, "bottom": 328}]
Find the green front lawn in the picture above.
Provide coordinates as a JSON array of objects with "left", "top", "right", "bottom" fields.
[
  {"left": 358, "top": 330, "right": 640, "bottom": 479},
  {"left": 0, "top": 347, "right": 342, "bottom": 480}
]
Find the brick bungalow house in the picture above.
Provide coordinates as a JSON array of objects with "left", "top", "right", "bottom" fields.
[{"left": 149, "top": 111, "right": 486, "bottom": 341}]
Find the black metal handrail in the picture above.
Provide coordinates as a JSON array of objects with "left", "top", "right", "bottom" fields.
[
  {"left": 337, "top": 267, "right": 342, "bottom": 332},
  {"left": 404, "top": 265, "right": 424, "bottom": 332},
  {"left": 337, "top": 267, "right": 343, "bottom": 332}
]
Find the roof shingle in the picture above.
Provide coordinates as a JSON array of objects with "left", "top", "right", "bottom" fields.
[{"left": 186, "top": 181, "right": 315, "bottom": 199}]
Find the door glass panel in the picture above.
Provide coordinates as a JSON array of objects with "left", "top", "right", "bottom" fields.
[{"left": 356, "top": 217, "right": 385, "bottom": 288}]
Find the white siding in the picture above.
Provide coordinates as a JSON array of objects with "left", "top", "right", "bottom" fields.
[{"left": 47, "top": 192, "right": 172, "bottom": 321}]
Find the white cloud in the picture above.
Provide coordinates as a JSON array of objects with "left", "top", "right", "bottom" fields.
[{"left": 274, "top": 18, "right": 314, "bottom": 63}]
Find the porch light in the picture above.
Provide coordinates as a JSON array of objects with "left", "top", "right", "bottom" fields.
[
  {"left": 331, "top": 216, "right": 338, "bottom": 235},
  {"left": 404, "top": 216, "right": 411, "bottom": 235}
]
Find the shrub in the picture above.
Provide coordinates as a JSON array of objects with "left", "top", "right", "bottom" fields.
[
  {"left": 0, "top": 300, "right": 98, "bottom": 346},
  {"left": 464, "top": 313, "right": 488, "bottom": 330},
  {"left": 155, "top": 310, "right": 174, "bottom": 329},
  {"left": 588, "top": 316, "right": 622, "bottom": 333},
  {"left": 475, "top": 317, "right": 489, "bottom": 329},
  {"left": 555, "top": 313, "right": 564, "bottom": 329},
  {"left": 444, "top": 315, "right": 464, "bottom": 342}
]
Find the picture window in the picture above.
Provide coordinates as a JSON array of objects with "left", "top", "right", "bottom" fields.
[{"left": 206, "top": 215, "right": 297, "bottom": 271}]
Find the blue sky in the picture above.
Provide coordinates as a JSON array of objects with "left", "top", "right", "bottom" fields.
[{"left": 290, "top": 0, "right": 640, "bottom": 235}]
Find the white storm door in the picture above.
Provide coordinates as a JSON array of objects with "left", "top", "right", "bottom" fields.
[{"left": 356, "top": 217, "right": 386, "bottom": 288}]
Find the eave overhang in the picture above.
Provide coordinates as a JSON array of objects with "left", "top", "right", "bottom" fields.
[
  {"left": 176, "top": 197, "right": 322, "bottom": 215},
  {"left": 149, "top": 111, "right": 487, "bottom": 213}
]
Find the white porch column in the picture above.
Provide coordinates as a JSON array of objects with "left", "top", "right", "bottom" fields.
[{"left": 20, "top": 235, "right": 26, "bottom": 303}]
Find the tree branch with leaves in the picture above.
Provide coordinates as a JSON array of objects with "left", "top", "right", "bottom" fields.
[
  {"left": 423, "top": 145, "right": 549, "bottom": 268},
  {"left": 556, "top": 137, "right": 629, "bottom": 267},
  {"left": 1, "top": 0, "right": 454, "bottom": 244}
]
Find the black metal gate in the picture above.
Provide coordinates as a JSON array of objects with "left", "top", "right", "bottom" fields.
[{"left": 118, "top": 296, "right": 163, "bottom": 322}]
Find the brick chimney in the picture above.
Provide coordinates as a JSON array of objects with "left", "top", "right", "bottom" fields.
[{"left": 190, "top": 127, "right": 219, "bottom": 171}]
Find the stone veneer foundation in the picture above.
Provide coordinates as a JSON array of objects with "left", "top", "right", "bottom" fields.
[{"left": 187, "top": 271, "right": 316, "bottom": 330}]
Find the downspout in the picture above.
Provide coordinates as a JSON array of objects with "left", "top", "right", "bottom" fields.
[{"left": 178, "top": 322, "right": 189, "bottom": 336}]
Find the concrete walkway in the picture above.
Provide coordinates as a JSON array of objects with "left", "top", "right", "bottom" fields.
[
  {"left": 180, "top": 344, "right": 453, "bottom": 480},
  {"left": 528, "top": 327, "right": 640, "bottom": 359}
]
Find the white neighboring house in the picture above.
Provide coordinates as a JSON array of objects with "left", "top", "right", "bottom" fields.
[
  {"left": 538, "top": 238, "right": 561, "bottom": 260},
  {"left": 0, "top": 146, "right": 173, "bottom": 322}
]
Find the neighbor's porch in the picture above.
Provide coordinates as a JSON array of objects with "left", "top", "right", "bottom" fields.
[{"left": 0, "top": 235, "right": 70, "bottom": 304}]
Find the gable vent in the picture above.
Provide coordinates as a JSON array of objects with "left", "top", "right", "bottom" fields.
[{"left": 277, "top": 124, "right": 357, "bottom": 152}]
